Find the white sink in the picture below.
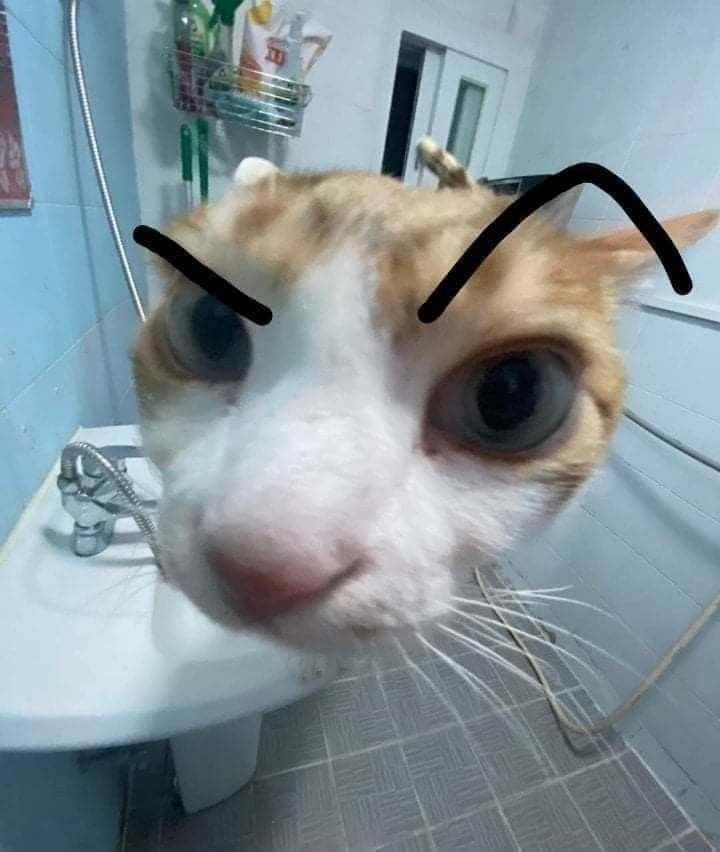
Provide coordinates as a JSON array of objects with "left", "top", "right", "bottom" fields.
[{"left": 0, "top": 424, "right": 338, "bottom": 754}]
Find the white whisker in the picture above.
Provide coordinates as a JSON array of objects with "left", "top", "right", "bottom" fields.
[
  {"left": 451, "top": 598, "right": 646, "bottom": 684},
  {"left": 486, "top": 589, "right": 620, "bottom": 624},
  {"left": 416, "top": 633, "right": 510, "bottom": 718},
  {"left": 437, "top": 622, "right": 562, "bottom": 699},
  {"left": 395, "top": 641, "right": 463, "bottom": 725},
  {"left": 419, "top": 633, "right": 553, "bottom": 762},
  {"left": 488, "top": 585, "right": 573, "bottom": 597}
]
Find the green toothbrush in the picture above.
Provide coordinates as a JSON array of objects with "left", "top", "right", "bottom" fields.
[
  {"left": 180, "top": 123, "right": 194, "bottom": 210},
  {"left": 197, "top": 117, "right": 209, "bottom": 203}
]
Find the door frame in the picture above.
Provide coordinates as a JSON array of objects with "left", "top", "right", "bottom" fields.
[
  {"left": 405, "top": 48, "right": 508, "bottom": 186},
  {"left": 372, "top": 5, "right": 539, "bottom": 181}
]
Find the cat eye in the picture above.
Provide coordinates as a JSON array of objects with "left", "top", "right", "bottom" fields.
[
  {"left": 431, "top": 349, "right": 576, "bottom": 455},
  {"left": 165, "top": 290, "right": 252, "bottom": 382}
]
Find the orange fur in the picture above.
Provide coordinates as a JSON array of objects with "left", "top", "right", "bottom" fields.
[{"left": 133, "top": 141, "right": 718, "bottom": 501}]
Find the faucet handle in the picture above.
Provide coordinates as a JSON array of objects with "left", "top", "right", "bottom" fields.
[{"left": 81, "top": 445, "right": 144, "bottom": 478}]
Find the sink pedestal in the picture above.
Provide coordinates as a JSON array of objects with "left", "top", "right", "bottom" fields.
[{"left": 170, "top": 712, "right": 262, "bottom": 813}]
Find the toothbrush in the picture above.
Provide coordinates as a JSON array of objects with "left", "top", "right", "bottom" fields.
[
  {"left": 197, "top": 117, "right": 209, "bottom": 203},
  {"left": 180, "top": 123, "right": 194, "bottom": 210}
]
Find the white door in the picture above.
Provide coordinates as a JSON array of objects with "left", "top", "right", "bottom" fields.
[{"left": 405, "top": 50, "right": 507, "bottom": 187}]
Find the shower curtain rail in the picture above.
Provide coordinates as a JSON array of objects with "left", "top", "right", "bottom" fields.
[{"left": 624, "top": 406, "right": 720, "bottom": 473}]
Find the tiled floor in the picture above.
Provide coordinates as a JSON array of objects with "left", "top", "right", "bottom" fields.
[{"left": 149, "top": 577, "right": 713, "bottom": 852}]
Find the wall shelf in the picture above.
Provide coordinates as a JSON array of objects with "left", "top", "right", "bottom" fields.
[{"left": 168, "top": 47, "right": 311, "bottom": 138}]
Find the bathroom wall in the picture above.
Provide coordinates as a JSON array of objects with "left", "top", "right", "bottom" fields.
[
  {"left": 123, "top": 0, "right": 548, "bottom": 299},
  {"left": 0, "top": 2, "right": 146, "bottom": 544},
  {"left": 507, "top": 0, "right": 720, "bottom": 837}
]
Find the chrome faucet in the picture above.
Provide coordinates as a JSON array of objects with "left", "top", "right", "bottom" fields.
[{"left": 57, "top": 442, "right": 160, "bottom": 560}]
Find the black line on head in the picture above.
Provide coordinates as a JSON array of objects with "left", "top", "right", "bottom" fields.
[
  {"left": 418, "top": 162, "right": 692, "bottom": 324},
  {"left": 133, "top": 225, "right": 273, "bottom": 327}
]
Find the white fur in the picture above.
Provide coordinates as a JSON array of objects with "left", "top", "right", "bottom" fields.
[
  {"left": 142, "top": 239, "right": 556, "bottom": 651},
  {"left": 233, "top": 156, "right": 279, "bottom": 187}
]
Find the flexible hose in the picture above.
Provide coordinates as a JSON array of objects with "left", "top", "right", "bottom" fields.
[
  {"left": 68, "top": 0, "right": 146, "bottom": 322},
  {"left": 61, "top": 442, "right": 163, "bottom": 571},
  {"left": 477, "top": 407, "right": 720, "bottom": 736}
]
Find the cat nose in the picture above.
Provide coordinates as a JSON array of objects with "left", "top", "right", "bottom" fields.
[{"left": 205, "top": 541, "right": 363, "bottom": 619}]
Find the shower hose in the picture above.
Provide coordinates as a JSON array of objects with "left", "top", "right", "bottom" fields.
[{"left": 69, "top": 0, "right": 718, "bottom": 738}]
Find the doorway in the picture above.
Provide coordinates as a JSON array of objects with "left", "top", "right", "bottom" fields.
[{"left": 381, "top": 34, "right": 509, "bottom": 187}]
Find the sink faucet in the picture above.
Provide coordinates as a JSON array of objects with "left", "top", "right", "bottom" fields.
[{"left": 57, "top": 442, "right": 160, "bottom": 562}]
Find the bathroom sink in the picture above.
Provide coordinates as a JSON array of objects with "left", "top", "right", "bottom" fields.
[
  {"left": 152, "top": 579, "right": 286, "bottom": 663},
  {"left": 0, "top": 424, "right": 337, "bottom": 752}
]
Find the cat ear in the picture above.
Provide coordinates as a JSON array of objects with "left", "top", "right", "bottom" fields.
[
  {"left": 233, "top": 157, "right": 280, "bottom": 188},
  {"left": 573, "top": 209, "right": 719, "bottom": 283}
]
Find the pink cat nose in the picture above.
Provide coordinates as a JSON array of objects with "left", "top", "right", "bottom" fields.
[{"left": 206, "top": 545, "right": 363, "bottom": 619}]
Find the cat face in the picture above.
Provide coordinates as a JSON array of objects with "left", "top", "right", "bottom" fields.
[{"left": 133, "top": 149, "right": 717, "bottom": 651}]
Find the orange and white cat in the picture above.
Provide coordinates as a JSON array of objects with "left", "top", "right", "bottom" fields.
[{"left": 133, "top": 140, "right": 717, "bottom": 651}]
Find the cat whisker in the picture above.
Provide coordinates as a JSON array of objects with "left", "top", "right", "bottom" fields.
[
  {"left": 82, "top": 567, "right": 159, "bottom": 608},
  {"left": 445, "top": 618, "right": 565, "bottom": 685},
  {"left": 419, "top": 632, "right": 561, "bottom": 762},
  {"left": 487, "top": 585, "right": 574, "bottom": 597},
  {"left": 110, "top": 577, "right": 159, "bottom": 614},
  {"left": 416, "top": 632, "right": 511, "bottom": 718},
  {"left": 450, "top": 604, "right": 616, "bottom": 682},
  {"left": 395, "top": 640, "right": 464, "bottom": 725},
  {"left": 436, "top": 622, "right": 564, "bottom": 699},
  {"left": 450, "top": 602, "right": 655, "bottom": 693},
  {"left": 484, "top": 588, "right": 621, "bottom": 623}
]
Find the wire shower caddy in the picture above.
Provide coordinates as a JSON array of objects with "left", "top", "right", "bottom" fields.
[{"left": 168, "top": 46, "right": 312, "bottom": 138}]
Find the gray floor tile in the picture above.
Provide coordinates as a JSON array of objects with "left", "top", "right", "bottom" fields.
[
  {"left": 251, "top": 814, "right": 346, "bottom": 852},
  {"left": 518, "top": 697, "right": 612, "bottom": 776},
  {"left": 425, "top": 614, "right": 483, "bottom": 658},
  {"left": 489, "top": 643, "right": 546, "bottom": 706},
  {"left": 679, "top": 830, "right": 715, "bottom": 851},
  {"left": 376, "top": 830, "right": 434, "bottom": 851},
  {"left": 371, "top": 634, "right": 432, "bottom": 672},
  {"left": 432, "top": 651, "right": 514, "bottom": 720},
  {"left": 337, "top": 650, "right": 375, "bottom": 680},
  {"left": 318, "top": 674, "right": 397, "bottom": 756},
  {"left": 334, "top": 744, "right": 413, "bottom": 801},
  {"left": 256, "top": 696, "right": 328, "bottom": 777},
  {"left": 517, "top": 635, "right": 579, "bottom": 690},
  {"left": 505, "top": 783, "right": 601, "bottom": 850},
  {"left": 253, "top": 763, "right": 345, "bottom": 852},
  {"left": 380, "top": 664, "right": 457, "bottom": 738},
  {"left": 432, "top": 804, "right": 517, "bottom": 851},
  {"left": 318, "top": 674, "right": 389, "bottom": 717},
  {"left": 622, "top": 751, "right": 689, "bottom": 836},
  {"left": 161, "top": 784, "right": 254, "bottom": 851},
  {"left": 466, "top": 709, "right": 551, "bottom": 800},
  {"left": 397, "top": 633, "right": 434, "bottom": 665},
  {"left": 570, "top": 758, "right": 671, "bottom": 850},
  {"left": 334, "top": 745, "right": 425, "bottom": 849},
  {"left": 372, "top": 636, "right": 411, "bottom": 672},
  {"left": 160, "top": 577, "right": 705, "bottom": 852},
  {"left": 403, "top": 725, "right": 494, "bottom": 825},
  {"left": 567, "top": 688, "right": 626, "bottom": 752}
]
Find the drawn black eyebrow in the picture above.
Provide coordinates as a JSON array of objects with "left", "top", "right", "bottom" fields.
[
  {"left": 132, "top": 225, "right": 273, "bottom": 326},
  {"left": 418, "top": 162, "right": 693, "bottom": 324}
]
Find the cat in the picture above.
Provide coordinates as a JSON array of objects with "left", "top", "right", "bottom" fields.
[{"left": 132, "top": 139, "right": 718, "bottom": 651}]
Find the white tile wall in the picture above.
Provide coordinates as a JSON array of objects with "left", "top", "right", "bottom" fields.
[{"left": 508, "top": 0, "right": 720, "bottom": 838}]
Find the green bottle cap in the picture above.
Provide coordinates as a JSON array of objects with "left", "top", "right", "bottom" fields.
[{"left": 209, "top": 0, "right": 246, "bottom": 27}]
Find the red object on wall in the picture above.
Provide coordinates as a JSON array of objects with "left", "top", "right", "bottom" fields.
[{"left": 0, "top": 1, "right": 31, "bottom": 209}]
